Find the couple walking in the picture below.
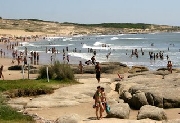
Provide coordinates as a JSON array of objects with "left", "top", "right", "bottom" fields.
[{"left": 93, "top": 86, "right": 107, "bottom": 120}]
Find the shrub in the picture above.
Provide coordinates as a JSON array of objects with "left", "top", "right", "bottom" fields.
[
  {"left": 38, "top": 61, "right": 75, "bottom": 81},
  {"left": 8, "top": 65, "right": 22, "bottom": 70}
]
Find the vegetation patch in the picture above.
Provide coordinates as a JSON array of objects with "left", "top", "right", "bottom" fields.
[
  {"left": 0, "top": 79, "right": 77, "bottom": 98},
  {"left": 0, "top": 94, "right": 35, "bottom": 123},
  {"left": 0, "top": 61, "right": 78, "bottom": 122},
  {"left": 8, "top": 65, "right": 37, "bottom": 70},
  {"left": 38, "top": 61, "right": 75, "bottom": 80}
]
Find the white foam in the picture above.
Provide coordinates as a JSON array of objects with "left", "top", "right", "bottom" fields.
[
  {"left": 93, "top": 41, "right": 104, "bottom": 46},
  {"left": 68, "top": 52, "right": 92, "bottom": 60},
  {"left": 111, "top": 37, "right": 119, "bottom": 40},
  {"left": 63, "top": 38, "right": 72, "bottom": 41},
  {"left": 120, "top": 38, "right": 146, "bottom": 40}
]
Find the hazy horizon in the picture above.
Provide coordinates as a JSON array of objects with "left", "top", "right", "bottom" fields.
[{"left": 1, "top": 0, "right": 180, "bottom": 26}]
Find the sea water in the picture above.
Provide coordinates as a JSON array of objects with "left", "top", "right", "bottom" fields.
[{"left": 15, "top": 32, "right": 180, "bottom": 70}]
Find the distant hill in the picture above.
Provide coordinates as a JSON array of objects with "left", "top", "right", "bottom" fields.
[{"left": 0, "top": 18, "right": 180, "bottom": 36}]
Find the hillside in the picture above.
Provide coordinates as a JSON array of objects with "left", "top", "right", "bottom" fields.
[{"left": 0, "top": 18, "right": 180, "bottom": 36}]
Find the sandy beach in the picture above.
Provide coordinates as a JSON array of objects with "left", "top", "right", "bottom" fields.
[{"left": 0, "top": 30, "right": 180, "bottom": 123}]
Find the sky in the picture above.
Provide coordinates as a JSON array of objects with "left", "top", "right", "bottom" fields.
[{"left": 0, "top": 0, "right": 180, "bottom": 26}]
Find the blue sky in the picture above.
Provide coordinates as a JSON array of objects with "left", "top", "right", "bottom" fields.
[{"left": 0, "top": 0, "right": 180, "bottom": 26}]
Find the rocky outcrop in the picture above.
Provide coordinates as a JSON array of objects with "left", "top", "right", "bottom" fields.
[
  {"left": 128, "top": 66, "right": 149, "bottom": 73},
  {"left": 71, "top": 62, "right": 129, "bottom": 74},
  {"left": 106, "top": 102, "right": 130, "bottom": 119},
  {"left": 55, "top": 114, "right": 81, "bottom": 123},
  {"left": 115, "top": 72, "right": 180, "bottom": 109},
  {"left": 137, "top": 105, "right": 167, "bottom": 121}
]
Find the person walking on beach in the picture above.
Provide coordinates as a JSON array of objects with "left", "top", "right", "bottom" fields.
[
  {"left": 95, "top": 62, "right": 101, "bottom": 83},
  {"left": 0, "top": 65, "right": 4, "bottom": 80},
  {"left": 78, "top": 61, "right": 83, "bottom": 74}
]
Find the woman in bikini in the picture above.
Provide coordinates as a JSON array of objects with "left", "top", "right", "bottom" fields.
[
  {"left": 94, "top": 86, "right": 103, "bottom": 120},
  {"left": 100, "top": 87, "right": 106, "bottom": 119}
]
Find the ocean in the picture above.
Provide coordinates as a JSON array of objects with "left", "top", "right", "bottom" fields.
[{"left": 14, "top": 32, "right": 180, "bottom": 70}]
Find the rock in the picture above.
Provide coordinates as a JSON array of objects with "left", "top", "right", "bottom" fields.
[
  {"left": 116, "top": 71, "right": 180, "bottom": 109},
  {"left": 151, "top": 92, "right": 163, "bottom": 108},
  {"left": 145, "top": 92, "right": 154, "bottom": 106},
  {"left": 106, "top": 102, "right": 130, "bottom": 119},
  {"left": 137, "top": 105, "right": 167, "bottom": 121},
  {"left": 71, "top": 62, "right": 129, "bottom": 74},
  {"left": 153, "top": 70, "right": 169, "bottom": 75},
  {"left": 128, "top": 66, "right": 149, "bottom": 73},
  {"left": 129, "top": 91, "right": 148, "bottom": 110},
  {"left": 121, "top": 91, "right": 132, "bottom": 103},
  {"left": 55, "top": 114, "right": 81, "bottom": 123},
  {"left": 128, "top": 73, "right": 146, "bottom": 78},
  {"left": 156, "top": 68, "right": 168, "bottom": 71}
]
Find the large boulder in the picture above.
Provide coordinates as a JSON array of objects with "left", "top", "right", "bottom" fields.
[
  {"left": 129, "top": 91, "right": 149, "bottom": 110},
  {"left": 120, "top": 91, "right": 132, "bottom": 103},
  {"left": 106, "top": 102, "right": 130, "bottom": 119},
  {"left": 55, "top": 114, "right": 81, "bottom": 123},
  {"left": 137, "top": 105, "right": 167, "bottom": 121}
]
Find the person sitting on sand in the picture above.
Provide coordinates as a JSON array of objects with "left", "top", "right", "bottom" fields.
[{"left": 0, "top": 65, "right": 4, "bottom": 80}]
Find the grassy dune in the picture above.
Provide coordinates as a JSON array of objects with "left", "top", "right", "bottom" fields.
[{"left": 0, "top": 18, "right": 179, "bottom": 36}]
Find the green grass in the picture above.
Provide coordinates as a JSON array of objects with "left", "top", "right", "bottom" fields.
[
  {"left": 0, "top": 79, "right": 78, "bottom": 123},
  {"left": 0, "top": 105, "right": 34, "bottom": 123},
  {"left": 0, "top": 79, "right": 78, "bottom": 98},
  {"left": 0, "top": 79, "right": 77, "bottom": 92}
]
